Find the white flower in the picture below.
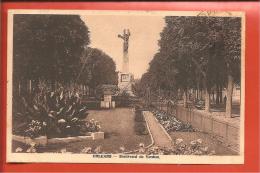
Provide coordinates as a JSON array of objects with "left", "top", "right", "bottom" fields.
[
  {"left": 26, "top": 147, "right": 36, "bottom": 153},
  {"left": 139, "top": 143, "right": 145, "bottom": 148},
  {"left": 81, "top": 147, "right": 92, "bottom": 154},
  {"left": 119, "top": 146, "right": 125, "bottom": 152},
  {"left": 66, "top": 125, "right": 71, "bottom": 128},
  {"left": 190, "top": 140, "right": 197, "bottom": 145},
  {"left": 138, "top": 147, "right": 145, "bottom": 153},
  {"left": 58, "top": 119, "right": 66, "bottom": 123},
  {"left": 42, "top": 121, "right": 47, "bottom": 126},
  {"left": 71, "top": 117, "right": 78, "bottom": 122},
  {"left": 94, "top": 146, "right": 102, "bottom": 153},
  {"left": 158, "top": 151, "right": 164, "bottom": 155},
  {"left": 209, "top": 150, "right": 216, "bottom": 155},
  {"left": 153, "top": 146, "right": 159, "bottom": 150},
  {"left": 15, "top": 147, "right": 23, "bottom": 152},
  {"left": 175, "top": 138, "right": 184, "bottom": 145},
  {"left": 194, "top": 150, "right": 202, "bottom": 155},
  {"left": 60, "top": 148, "right": 67, "bottom": 153},
  {"left": 30, "top": 142, "right": 36, "bottom": 147},
  {"left": 196, "top": 139, "right": 202, "bottom": 144},
  {"left": 33, "top": 105, "right": 39, "bottom": 110},
  {"left": 201, "top": 146, "right": 208, "bottom": 152}
]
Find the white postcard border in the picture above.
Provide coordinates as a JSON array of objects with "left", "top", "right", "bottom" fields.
[{"left": 6, "top": 9, "right": 245, "bottom": 164}]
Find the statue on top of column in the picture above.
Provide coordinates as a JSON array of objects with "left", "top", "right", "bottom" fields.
[{"left": 118, "top": 29, "right": 130, "bottom": 53}]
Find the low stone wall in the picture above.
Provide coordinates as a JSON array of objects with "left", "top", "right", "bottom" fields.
[
  {"left": 174, "top": 105, "right": 239, "bottom": 152},
  {"left": 13, "top": 132, "right": 105, "bottom": 146}
]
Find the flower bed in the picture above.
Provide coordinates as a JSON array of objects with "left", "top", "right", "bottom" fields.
[
  {"left": 134, "top": 138, "right": 215, "bottom": 155},
  {"left": 151, "top": 109, "right": 194, "bottom": 132},
  {"left": 13, "top": 81, "right": 101, "bottom": 139},
  {"left": 14, "top": 136, "right": 214, "bottom": 155}
]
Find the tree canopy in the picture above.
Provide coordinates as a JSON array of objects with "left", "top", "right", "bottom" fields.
[
  {"left": 138, "top": 16, "right": 241, "bottom": 115},
  {"left": 78, "top": 48, "right": 118, "bottom": 89},
  {"left": 13, "top": 14, "right": 90, "bottom": 83}
]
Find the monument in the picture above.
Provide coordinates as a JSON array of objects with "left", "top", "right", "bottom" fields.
[{"left": 117, "top": 29, "right": 134, "bottom": 96}]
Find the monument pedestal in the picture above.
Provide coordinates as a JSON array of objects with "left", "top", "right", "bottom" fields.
[{"left": 118, "top": 72, "right": 134, "bottom": 96}]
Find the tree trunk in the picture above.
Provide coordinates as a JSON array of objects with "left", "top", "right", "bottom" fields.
[
  {"left": 205, "top": 89, "right": 210, "bottom": 113},
  {"left": 196, "top": 89, "right": 199, "bottom": 101},
  {"left": 196, "top": 82, "right": 199, "bottom": 101},
  {"left": 212, "top": 90, "right": 215, "bottom": 104},
  {"left": 216, "top": 84, "right": 220, "bottom": 105},
  {"left": 20, "top": 79, "right": 27, "bottom": 96},
  {"left": 203, "top": 79, "right": 210, "bottom": 113},
  {"left": 226, "top": 74, "right": 234, "bottom": 117},
  {"left": 219, "top": 85, "right": 223, "bottom": 104},
  {"left": 28, "top": 80, "right": 32, "bottom": 94},
  {"left": 18, "top": 81, "right": 21, "bottom": 96},
  {"left": 200, "top": 89, "right": 203, "bottom": 100},
  {"left": 183, "top": 90, "right": 188, "bottom": 108}
]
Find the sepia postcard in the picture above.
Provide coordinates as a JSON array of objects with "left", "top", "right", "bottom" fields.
[{"left": 6, "top": 10, "right": 245, "bottom": 164}]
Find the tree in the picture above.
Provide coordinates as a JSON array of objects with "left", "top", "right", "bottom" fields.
[
  {"left": 221, "top": 17, "right": 241, "bottom": 117},
  {"left": 13, "top": 14, "right": 90, "bottom": 85},
  {"left": 78, "top": 48, "right": 118, "bottom": 91},
  {"left": 139, "top": 16, "right": 241, "bottom": 116}
]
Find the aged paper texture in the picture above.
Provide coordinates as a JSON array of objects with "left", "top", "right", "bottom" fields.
[{"left": 7, "top": 10, "right": 245, "bottom": 164}]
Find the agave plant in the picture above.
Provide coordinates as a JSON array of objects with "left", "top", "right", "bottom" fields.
[{"left": 13, "top": 81, "right": 100, "bottom": 138}]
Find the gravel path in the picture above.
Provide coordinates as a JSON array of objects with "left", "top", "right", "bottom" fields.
[{"left": 143, "top": 111, "right": 172, "bottom": 148}]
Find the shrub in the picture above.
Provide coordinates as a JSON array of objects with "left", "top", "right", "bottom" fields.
[
  {"left": 134, "top": 105, "right": 148, "bottom": 135},
  {"left": 24, "top": 120, "right": 46, "bottom": 138},
  {"left": 151, "top": 109, "right": 194, "bottom": 132},
  {"left": 13, "top": 81, "right": 100, "bottom": 138},
  {"left": 135, "top": 110, "right": 144, "bottom": 122},
  {"left": 134, "top": 122, "right": 148, "bottom": 135}
]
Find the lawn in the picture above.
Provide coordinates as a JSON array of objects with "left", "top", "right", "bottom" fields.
[
  {"left": 65, "top": 108, "right": 152, "bottom": 153},
  {"left": 13, "top": 108, "right": 152, "bottom": 153}
]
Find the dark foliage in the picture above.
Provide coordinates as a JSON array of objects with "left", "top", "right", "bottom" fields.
[
  {"left": 13, "top": 14, "right": 90, "bottom": 83},
  {"left": 78, "top": 48, "right": 118, "bottom": 89},
  {"left": 134, "top": 122, "right": 148, "bottom": 135},
  {"left": 134, "top": 106, "right": 148, "bottom": 135},
  {"left": 13, "top": 81, "right": 100, "bottom": 138}
]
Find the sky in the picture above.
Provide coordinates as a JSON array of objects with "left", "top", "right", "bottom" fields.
[{"left": 81, "top": 15, "right": 165, "bottom": 79}]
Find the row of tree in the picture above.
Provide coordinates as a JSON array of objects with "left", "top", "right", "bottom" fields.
[
  {"left": 136, "top": 16, "right": 241, "bottom": 117},
  {"left": 13, "top": 14, "right": 118, "bottom": 96}
]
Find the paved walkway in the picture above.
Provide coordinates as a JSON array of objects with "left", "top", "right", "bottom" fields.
[{"left": 143, "top": 111, "right": 172, "bottom": 148}]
